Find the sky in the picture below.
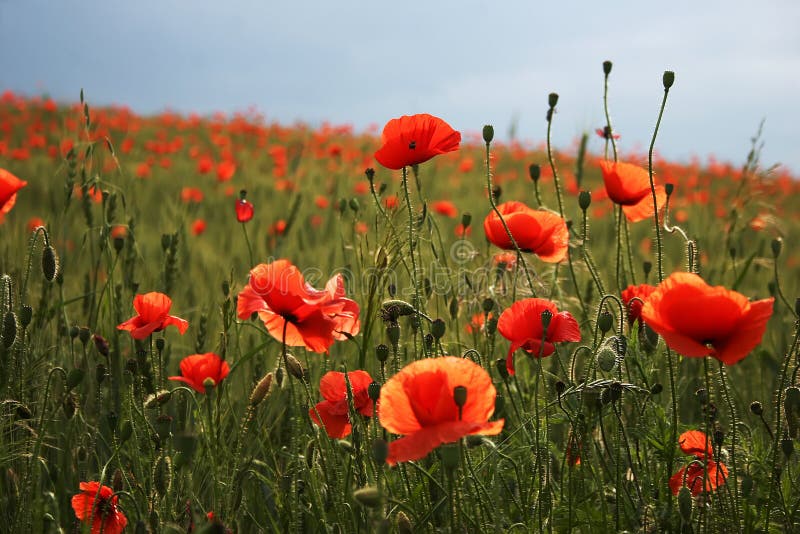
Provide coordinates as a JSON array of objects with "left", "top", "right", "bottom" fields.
[{"left": 1, "top": 1, "right": 798, "bottom": 173}]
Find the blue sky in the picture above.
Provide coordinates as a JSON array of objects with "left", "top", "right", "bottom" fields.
[{"left": 1, "top": 0, "right": 798, "bottom": 173}]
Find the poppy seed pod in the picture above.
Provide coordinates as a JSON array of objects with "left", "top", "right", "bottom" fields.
[
  {"left": 353, "top": 486, "right": 382, "bottom": 508},
  {"left": 364, "top": 167, "right": 375, "bottom": 183},
  {"left": 461, "top": 212, "right": 472, "bottom": 228},
  {"left": 495, "top": 358, "right": 509, "bottom": 380},
  {"left": 2, "top": 311, "right": 17, "bottom": 348},
  {"left": 19, "top": 305, "right": 32, "bottom": 328},
  {"left": 375, "top": 344, "right": 390, "bottom": 362},
  {"left": 368, "top": 381, "right": 381, "bottom": 402},
  {"left": 453, "top": 385, "right": 468, "bottom": 409},
  {"left": 663, "top": 71, "right": 675, "bottom": 89},
  {"left": 431, "top": 318, "right": 446, "bottom": 339},
  {"left": 482, "top": 125, "right": 494, "bottom": 144},
  {"left": 771, "top": 238, "right": 782, "bottom": 258},
  {"left": 750, "top": 401, "right": 763, "bottom": 416},
  {"left": 541, "top": 309, "right": 553, "bottom": 330},
  {"left": 603, "top": 60, "right": 613, "bottom": 75},
  {"left": 548, "top": 93, "right": 559, "bottom": 109},
  {"left": 665, "top": 183, "right": 674, "bottom": 197}
]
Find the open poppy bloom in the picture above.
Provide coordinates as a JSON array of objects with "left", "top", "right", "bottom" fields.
[
  {"left": 379, "top": 357, "right": 504, "bottom": 465},
  {"left": 641, "top": 272, "right": 773, "bottom": 365},
  {"left": 237, "top": 259, "right": 360, "bottom": 353},
  {"left": 621, "top": 283, "right": 656, "bottom": 325},
  {"left": 71, "top": 481, "right": 128, "bottom": 534},
  {"left": 0, "top": 168, "right": 27, "bottom": 222},
  {"left": 117, "top": 292, "right": 189, "bottom": 340},
  {"left": 599, "top": 161, "right": 667, "bottom": 223},
  {"left": 669, "top": 430, "right": 728, "bottom": 496},
  {"left": 169, "top": 353, "right": 230, "bottom": 392},
  {"left": 309, "top": 370, "right": 374, "bottom": 438},
  {"left": 483, "top": 201, "right": 569, "bottom": 263},
  {"left": 374, "top": 114, "right": 461, "bottom": 170},
  {"left": 498, "top": 298, "right": 581, "bottom": 375}
]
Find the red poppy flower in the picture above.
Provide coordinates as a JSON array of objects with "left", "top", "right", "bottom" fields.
[
  {"left": 599, "top": 161, "right": 667, "bottom": 223},
  {"left": 26, "top": 216, "right": 45, "bottom": 233},
  {"left": 621, "top": 283, "right": 656, "bottom": 325},
  {"left": 669, "top": 430, "right": 728, "bottom": 496},
  {"left": 455, "top": 223, "right": 472, "bottom": 238},
  {"left": 181, "top": 187, "right": 204, "bottom": 203},
  {"left": 383, "top": 194, "right": 400, "bottom": 210},
  {"left": 432, "top": 200, "right": 458, "bottom": 218},
  {"left": 117, "top": 292, "right": 189, "bottom": 340},
  {"left": 169, "top": 352, "right": 230, "bottom": 392},
  {"left": 378, "top": 357, "right": 504, "bottom": 465},
  {"left": 498, "top": 298, "right": 581, "bottom": 375},
  {"left": 314, "top": 195, "right": 330, "bottom": 209},
  {"left": 595, "top": 127, "right": 621, "bottom": 140},
  {"left": 216, "top": 159, "right": 236, "bottom": 182},
  {"left": 0, "top": 168, "right": 27, "bottom": 221},
  {"left": 236, "top": 194, "right": 254, "bottom": 223},
  {"left": 191, "top": 218, "right": 207, "bottom": 236},
  {"left": 71, "top": 481, "right": 128, "bottom": 534},
  {"left": 465, "top": 312, "right": 493, "bottom": 334},
  {"left": 310, "top": 370, "right": 374, "bottom": 438},
  {"left": 493, "top": 252, "right": 517, "bottom": 271},
  {"left": 640, "top": 272, "right": 773, "bottom": 365},
  {"left": 236, "top": 259, "right": 360, "bottom": 353},
  {"left": 374, "top": 114, "right": 461, "bottom": 170},
  {"left": 483, "top": 201, "right": 569, "bottom": 263}
]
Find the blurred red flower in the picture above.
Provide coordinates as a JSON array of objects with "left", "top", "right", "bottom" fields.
[
  {"left": 216, "top": 159, "right": 236, "bottom": 182},
  {"left": 595, "top": 127, "right": 621, "bottom": 140},
  {"left": 669, "top": 430, "right": 728, "bottom": 496},
  {"left": 379, "top": 357, "right": 503, "bottom": 465},
  {"left": 621, "top": 283, "right": 656, "bottom": 325},
  {"left": 169, "top": 352, "right": 230, "bottom": 392},
  {"left": 310, "top": 370, "right": 374, "bottom": 438},
  {"left": 432, "top": 200, "right": 458, "bottom": 218},
  {"left": 483, "top": 201, "right": 569, "bottom": 263},
  {"left": 71, "top": 481, "right": 128, "bottom": 534},
  {"left": 236, "top": 194, "right": 254, "bottom": 223},
  {"left": 641, "top": 272, "right": 773, "bottom": 365},
  {"left": 498, "top": 298, "right": 581, "bottom": 375},
  {"left": 26, "top": 216, "right": 45, "bottom": 233},
  {"left": 374, "top": 114, "right": 461, "bottom": 170},
  {"left": 117, "top": 292, "right": 189, "bottom": 339},
  {"left": 191, "top": 218, "right": 207, "bottom": 236},
  {"left": 0, "top": 168, "right": 27, "bottom": 222},
  {"left": 236, "top": 259, "right": 360, "bottom": 353},
  {"left": 599, "top": 161, "right": 666, "bottom": 223},
  {"left": 181, "top": 187, "right": 204, "bottom": 203}
]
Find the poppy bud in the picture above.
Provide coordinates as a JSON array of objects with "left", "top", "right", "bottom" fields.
[
  {"left": 397, "top": 511, "right": 413, "bottom": 534},
  {"left": 482, "top": 125, "right": 494, "bottom": 144},
  {"left": 781, "top": 437, "right": 794, "bottom": 458},
  {"left": 353, "top": 486, "right": 382, "bottom": 508},
  {"left": 338, "top": 198, "right": 347, "bottom": 214},
  {"left": 368, "top": 382, "right": 381, "bottom": 402},
  {"left": 750, "top": 401, "right": 763, "bottom": 416},
  {"left": 603, "top": 60, "right": 613, "bottom": 75},
  {"left": 771, "top": 238, "right": 782, "bottom": 258},
  {"left": 348, "top": 197, "right": 360, "bottom": 213},
  {"left": 68, "top": 325, "right": 79, "bottom": 339},
  {"left": 665, "top": 183, "right": 674, "bottom": 197},
  {"left": 597, "top": 348, "right": 617, "bottom": 373},
  {"left": 529, "top": 164, "right": 541, "bottom": 182},
  {"left": 495, "top": 358, "right": 509, "bottom": 380},
  {"left": 2, "top": 311, "right": 17, "bottom": 348},
  {"left": 365, "top": 167, "right": 375, "bottom": 183},
  {"left": 155, "top": 338, "right": 166, "bottom": 352},
  {"left": 19, "top": 305, "right": 32, "bottom": 328},
  {"left": 431, "top": 318, "right": 446, "bottom": 339},
  {"left": 663, "top": 71, "right": 675, "bottom": 89},
  {"left": 96, "top": 363, "right": 107, "bottom": 384},
  {"left": 548, "top": 92, "right": 559, "bottom": 109},
  {"left": 375, "top": 344, "right": 390, "bottom": 362},
  {"left": 67, "top": 368, "right": 85, "bottom": 390},
  {"left": 650, "top": 383, "right": 663, "bottom": 395},
  {"left": 285, "top": 354, "right": 307, "bottom": 381},
  {"left": 78, "top": 327, "right": 91, "bottom": 346},
  {"left": 491, "top": 185, "right": 502, "bottom": 202},
  {"left": 42, "top": 245, "right": 59, "bottom": 282},
  {"left": 597, "top": 311, "right": 613, "bottom": 334},
  {"left": 638, "top": 323, "right": 659, "bottom": 354},
  {"left": 153, "top": 454, "right": 172, "bottom": 498},
  {"left": 578, "top": 190, "right": 591, "bottom": 211},
  {"left": 461, "top": 212, "right": 472, "bottom": 229},
  {"left": 482, "top": 298, "right": 495, "bottom": 313},
  {"left": 555, "top": 381, "right": 566, "bottom": 395},
  {"left": 678, "top": 486, "right": 692, "bottom": 522},
  {"left": 541, "top": 309, "right": 553, "bottom": 331},
  {"left": 93, "top": 334, "right": 110, "bottom": 357},
  {"left": 249, "top": 372, "right": 274, "bottom": 407},
  {"left": 643, "top": 261, "right": 652, "bottom": 279},
  {"left": 378, "top": 183, "right": 387, "bottom": 195},
  {"left": 449, "top": 296, "right": 459, "bottom": 319},
  {"left": 372, "top": 438, "right": 388, "bottom": 465},
  {"left": 386, "top": 324, "right": 401, "bottom": 347},
  {"left": 113, "top": 236, "right": 124, "bottom": 254}
]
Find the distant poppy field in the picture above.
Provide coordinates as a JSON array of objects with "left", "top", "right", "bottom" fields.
[{"left": 1, "top": 64, "right": 800, "bottom": 533}]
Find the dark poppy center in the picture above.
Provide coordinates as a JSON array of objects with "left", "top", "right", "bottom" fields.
[
  {"left": 408, "top": 141, "right": 416, "bottom": 150},
  {"left": 283, "top": 313, "right": 298, "bottom": 324}
]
